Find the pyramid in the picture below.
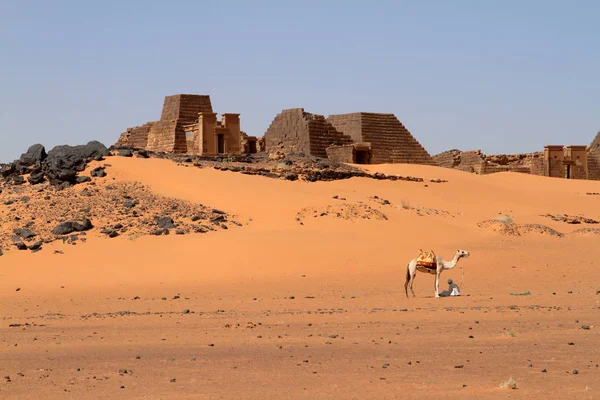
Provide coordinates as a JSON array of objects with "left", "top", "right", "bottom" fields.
[
  {"left": 326, "top": 113, "right": 436, "bottom": 165},
  {"left": 588, "top": 131, "right": 600, "bottom": 180},
  {"left": 264, "top": 108, "right": 354, "bottom": 158}
]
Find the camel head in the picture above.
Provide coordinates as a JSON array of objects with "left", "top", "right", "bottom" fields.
[{"left": 456, "top": 249, "right": 470, "bottom": 259}]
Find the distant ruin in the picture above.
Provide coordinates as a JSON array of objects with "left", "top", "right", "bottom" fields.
[
  {"left": 264, "top": 108, "right": 435, "bottom": 165},
  {"left": 115, "top": 94, "right": 260, "bottom": 155},
  {"left": 434, "top": 134, "right": 600, "bottom": 180}
]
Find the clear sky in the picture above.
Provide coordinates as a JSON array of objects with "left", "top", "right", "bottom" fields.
[{"left": 1, "top": 0, "right": 599, "bottom": 163}]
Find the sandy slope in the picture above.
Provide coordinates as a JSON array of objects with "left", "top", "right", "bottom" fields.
[{"left": 1, "top": 157, "right": 599, "bottom": 399}]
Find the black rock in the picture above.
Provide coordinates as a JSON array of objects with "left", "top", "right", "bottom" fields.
[
  {"left": 211, "top": 215, "right": 226, "bottom": 224},
  {"left": 76, "top": 176, "right": 91, "bottom": 183},
  {"left": 102, "top": 229, "right": 119, "bottom": 238},
  {"left": 4, "top": 199, "right": 15, "bottom": 205},
  {"left": 212, "top": 209, "right": 226, "bottom": 215},
  {"left": 118, "top": 149, "right": 133, "bottom": 157},
  {"left": 12, "top": 175, "right": 25, "bottom": 185},
  {"left": 136, "top": 150, "right": 149, "bottom": 158},
  {"left": 14, "top": 241, "right": 28, "bottom": 250},
  {"left": 113, "top": 223, "right": 123, "bottom": 230},
  {"left": 1, "top": 163, "right": 15, "bottom": 178},
  {"left": 151, "top": 228, "right": 169, "bottom": 236},
  {"left": 284, "top": 173, "right": 298, "bottom": 181},
  {"left": 44, "top": 141, "right": 109, "bottom": 186},
  {"left": 27, "top": 172, "right": 46, "bottom": 185},
  {"left": 28, "top": 241, "right": 43, "bottom": 251},
  {"left": 13, "top": 228, "right": 37, "bottom": 239},
  {"left": 18, "top": 144, "right": 47, "bottom": 167},
  {"left": 123, "top": 200, "right": 137, "bottom": 208},
  {"left": 156, "top": 216, "right": 175, "bottom": 229},
  {"left": 175, "top": 229, "right": 185, "bottom": 235},
  {"left": 53, "top": 218, "right": 93, "bottom": 235},
  {"left": 90, "top": 167, "right": 106, "bottom": 178}
]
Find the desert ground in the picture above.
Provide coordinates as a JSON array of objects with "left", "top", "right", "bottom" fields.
[{"left": 1, "top": 155, "right": 599, "bottom": 399}]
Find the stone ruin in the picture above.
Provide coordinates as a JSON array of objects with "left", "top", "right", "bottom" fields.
[
  {"left": 115, "top": 94, "right": 261, "bottom": 155},
  {"left": 263, "top": 108, "right": 436, "bottom": 165},
  {"left": 433, "top": 150, "right": 543, "bottom": 175},
  {"left": 434, "top": 135, "right": 600, "bottom": 180}
]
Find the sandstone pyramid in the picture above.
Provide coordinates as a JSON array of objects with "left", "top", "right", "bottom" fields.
[
  {"left": 588, "top": 130, "right": 600, "bottom": 180},
  {"left": 264, "top": 108, "right": 354, "bottom": 158},
  {"left": 327, "top": 113, "right": 436, "bottom": 165}
]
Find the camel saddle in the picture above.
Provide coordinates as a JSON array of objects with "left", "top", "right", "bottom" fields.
[{"left": 416, "top": 249, "right": 437, "bottom": 270}]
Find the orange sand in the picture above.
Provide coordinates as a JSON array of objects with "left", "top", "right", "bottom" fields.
[{"left": 1, "top": 157, "right": 599, "bottom": 399}]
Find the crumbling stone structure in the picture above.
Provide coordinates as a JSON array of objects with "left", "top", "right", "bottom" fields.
[
  {"left": 434, "top": 150, "right": 542, "bottom": 174},
  {"left": 240, "top": 132, "right": 262, "bottom": 154},
  {"left": 115, "top": 94, "right": 257, "bottom": 155},
  {"left": 435, "top": 143, "right": 594, "bottom": 180},
  {"left": 264, "top": 109, "right": 435, "bottom": 165},
  {"left": 264, "top": 109, "right": 354, "bottom": 158}
]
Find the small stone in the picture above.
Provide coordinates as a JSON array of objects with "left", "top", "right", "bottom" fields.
[
  {"left": 541, "top": 369, "right": 547, "bottom": 372},
  {"left": 582, "top": 325, "right": 591, "bottom": 330},
  {"left": 182, "top": 309, "right": 190, "bottom": 314},
  {"left": 572, "top": 369, "right": 579, "bottom": 375},
  {"left": 170, "top": 378, "right": 176, "bottom": 383},
  {"left": 454, "top": 365, "right": 464, "bottom": 368}
]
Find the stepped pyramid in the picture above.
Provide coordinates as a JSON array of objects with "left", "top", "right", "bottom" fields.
[
  {"left": 588, "top": 130, "right": 600, "bottom": 180},
  {"left": 264, "top": 108, "right": 354, "bottom": 158},
  {"left": 326, "top": 113, "right": 436, "bottom": 165}
]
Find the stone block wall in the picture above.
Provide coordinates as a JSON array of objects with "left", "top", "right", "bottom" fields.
[
  {"left": 433, "top": 150, "right": 544, "bottom": 175},
  {"left": 327, "top": 113, "right": 436, "bottom": 165},
  {"left": 588, "top": 131, "right": 600, "bottom": 180},
  {"left": 264, "top": 108, "right": 353, "bottom": 157},
  {"left": 115, "top": 122, "right": 156, "bottom": 148},
  {"left": 432, "top": 149, "right": 461, "bottom": 169},
  {"left": 326, "top": 145, "right": 355, "bottom": 163},
  {"left": 307, "top": 115, "right": 354, "bottom": 158},
  {"left": 146, "top": 120, "right": 180, "bottom": 153},
  {"left": 326, "top": 114, "right": 363, "bottom": 143},
  {"left": 160, "top": 94, "right": 213, "bottom": 121}
]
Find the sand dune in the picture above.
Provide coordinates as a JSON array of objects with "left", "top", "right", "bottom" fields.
[{"left": 1, "top": 156, "right": 599, "bottom": 399}]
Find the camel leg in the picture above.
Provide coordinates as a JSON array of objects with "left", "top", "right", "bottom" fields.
[
  {"left": 405, "top": 261, "right": 417, "bottom": 298},
  {"left": 404, "top": 264, "right": 410, "bottom": 298},
  {"left": 434, "top": 270, "right": 440, "bottom": 298}
]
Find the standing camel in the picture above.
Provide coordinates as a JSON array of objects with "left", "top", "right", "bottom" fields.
[{"left": 404, "top": 249, "right": 470, "bottom": 298}]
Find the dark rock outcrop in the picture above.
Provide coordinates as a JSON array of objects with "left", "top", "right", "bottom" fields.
[
  {"left": 2, "top": 141, "right": 110, "bottom": 188},
  {"left": 52, "top": 218, "right": 94, "bottom": 235}
]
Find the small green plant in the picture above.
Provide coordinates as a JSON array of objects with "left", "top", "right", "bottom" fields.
[{"left": 500, "top": 378, "right": 518, "bottom": 389}]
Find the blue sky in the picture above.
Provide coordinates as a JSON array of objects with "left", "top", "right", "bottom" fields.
[{"left": 1, "top": 0, "right": 599, "bottom": 162}]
